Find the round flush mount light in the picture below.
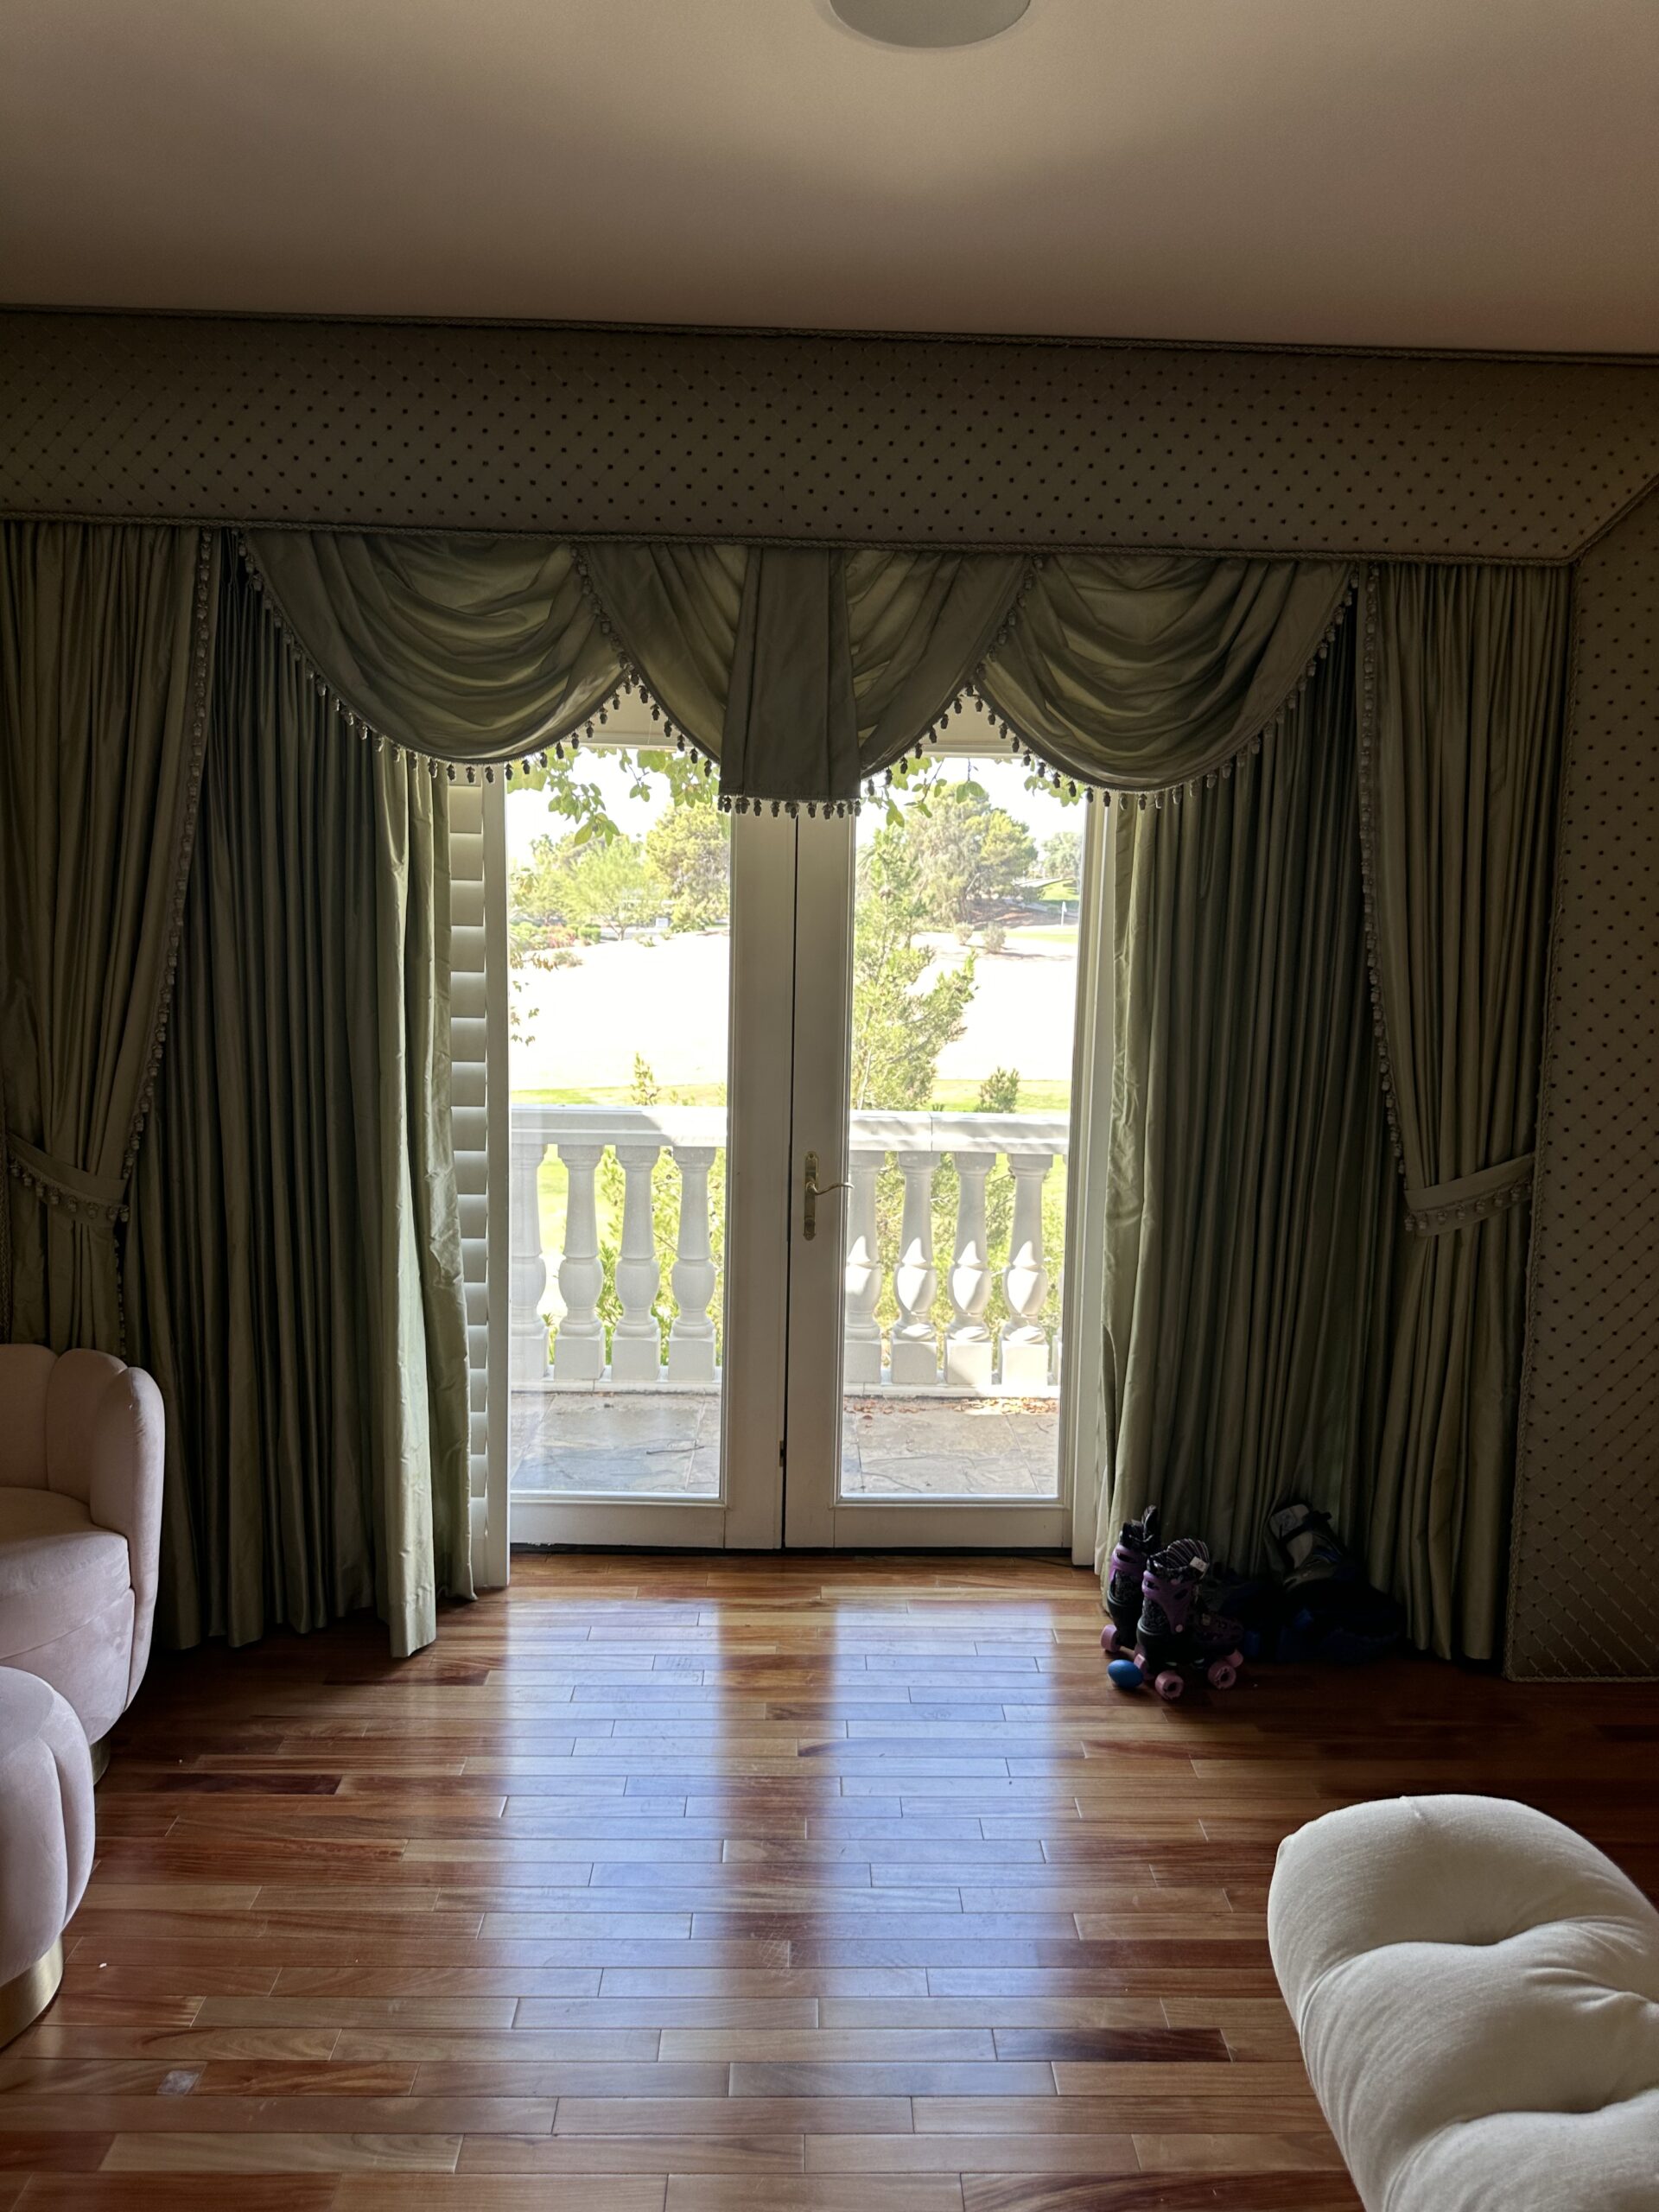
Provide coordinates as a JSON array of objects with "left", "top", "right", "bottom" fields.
[{"left": 827, "top": 0, "right": 1030, "bottom": 49}]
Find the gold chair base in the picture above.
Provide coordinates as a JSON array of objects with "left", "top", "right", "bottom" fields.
[
  {"left": 88, "top": 1732, "right": 111, "bottom": 1784},
  {"left": 0, "top": 1938, "right": 64, "bottom": 2050}
]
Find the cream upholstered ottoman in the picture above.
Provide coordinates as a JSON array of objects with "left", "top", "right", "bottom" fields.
[
  {"left": 0, "top": 1666, "right": 93, "bottom": 2048},
  {"left": 1269, "top": 1795, "right": 1659, "bottom": 2211}
]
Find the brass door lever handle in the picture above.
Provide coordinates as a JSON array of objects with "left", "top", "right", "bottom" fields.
[{"left": 802, "top": 1151, "right": 849, "bottom": 1241}]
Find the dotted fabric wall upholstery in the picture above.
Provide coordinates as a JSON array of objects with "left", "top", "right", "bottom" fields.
[
  {"left": 1508, "top": 485, "right": 1659, "bottom": 1679},
  {"left": 1, "top": 308, "right": 1656, "bottom": 1675},
  {"left": 2, "top": 312, "right": 1657, "bottom": 558}
]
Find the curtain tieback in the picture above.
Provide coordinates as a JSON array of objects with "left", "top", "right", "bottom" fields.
[
  {"left": 4, "top": 1136, "right": 130, "bottom": 1224},
  {"left": 1405, "top": 1154, "right": 1535, "bottom": 1234}
]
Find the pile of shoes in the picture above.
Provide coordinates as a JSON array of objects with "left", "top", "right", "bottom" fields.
[
  {"left": 1100, "top": 1497, "right": 1406, "bottom": 1700},
  {"left": 1099, "top": 1510, "right": 1248, "bottom": 1701}
]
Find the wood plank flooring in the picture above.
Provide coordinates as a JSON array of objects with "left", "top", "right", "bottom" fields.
[{"left": 6, "top": 1550, "right": 1659, "bottom": 2210}]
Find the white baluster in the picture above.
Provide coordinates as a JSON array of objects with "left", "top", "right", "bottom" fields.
[
  {"left": 842, "top": 1147, "right": 887, "bottom": 1387},
  {"left": 889, "top": 1150, "right": 940, "bottom": 1385},
  {"left": 1000, "top": 1150, "right": 1052, "bottom": 1388},
  {"left": 944, "top": 1148, "right": 996, "bottom": 1391},
  {"left": 509, "top": 1126, "right": 552, "bottom": 1386},
  {"left": 610, "top": 1141, "right": 664, "bottom": 1382},
  {"left": 551, "top": 1141, "right": 607, "bottom": 1382},
  {"left": 666, "top": 1144, "right": 719, "bottom": 1383}
]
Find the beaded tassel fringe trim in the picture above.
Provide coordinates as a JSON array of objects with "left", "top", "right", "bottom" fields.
[
  {"left": 236, "top": 534, "right": 723, "bottom": 790},
  {"left": 237, "top": 537, "right": 1360, "bottom": 824},
  {"left": 861, "top": 566, "right": 1360, "bottom": 814}
]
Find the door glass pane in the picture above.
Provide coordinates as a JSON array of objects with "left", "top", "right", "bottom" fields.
[
  {"left": 507, "top": 746, "right": 730, "bottom": 1498},
  {"left": 841, "top": 753, "right": 1081, "bottom": 1500}
]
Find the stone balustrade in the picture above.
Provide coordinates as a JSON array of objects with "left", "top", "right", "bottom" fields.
[{"left": 510, "top": 1103, "right": 1067, "bottom": 1394}]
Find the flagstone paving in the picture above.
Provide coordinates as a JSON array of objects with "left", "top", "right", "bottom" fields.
[{"left": 511, "top": 1389, "right": 1060, "bottom": 1500}]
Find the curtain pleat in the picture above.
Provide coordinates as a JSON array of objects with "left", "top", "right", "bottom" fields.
[
  {"left": 126, "top": 551, "right": 473, "bottom": 1656},
  {"left": 1096, "top": 620, "right": 1398, "bottom": 1578},
  {"left": 0, "top": 521, "right": 215, "bottom": 1350},
  {"left": 1362, "top": 563, "right": 1570, "bottom": 1661}
]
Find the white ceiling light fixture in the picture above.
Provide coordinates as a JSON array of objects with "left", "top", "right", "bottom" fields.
[{"left": 826, "top": 0, "right": 1031, "bottom": 50}]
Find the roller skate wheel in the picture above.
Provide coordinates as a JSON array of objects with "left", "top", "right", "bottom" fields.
[
  {"left": 1206, "top": 1658, "right": 1237, "bottom": 1691},
  {"left": 1106, "top": 1657, "right": 1146, "bottom": 1693},
  {"left": 1153, "top": 1669, "right": 1185, "bottom": 1701},
  {"left": 1100, "top": 1624, "right": 1119, "bottom": 1656}
]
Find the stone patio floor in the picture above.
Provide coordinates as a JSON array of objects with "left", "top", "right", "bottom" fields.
[{"left": 510, "top": 1388, "right": 1060, "bottom": 1500}]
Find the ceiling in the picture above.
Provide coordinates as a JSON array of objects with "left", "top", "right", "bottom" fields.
[{"left": 3, "top": 0, "right": 1657, "bottom": 351}]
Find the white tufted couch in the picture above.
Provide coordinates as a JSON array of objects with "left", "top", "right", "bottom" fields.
[{"left": 1269, "top": 1794, "right": 1659, "bottom": 2211}]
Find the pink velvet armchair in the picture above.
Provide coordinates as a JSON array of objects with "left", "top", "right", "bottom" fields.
[{"left": 0, "top": 1346, "right": 163, "bottom": 1771}]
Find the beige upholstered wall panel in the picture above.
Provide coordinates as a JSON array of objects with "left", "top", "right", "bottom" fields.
[
  {"left": 1508, "top": 486, "right": 1659, "bottom": 1679},
  {"left": 2, "top": 312, "right": 1657, "bottom": 557}
]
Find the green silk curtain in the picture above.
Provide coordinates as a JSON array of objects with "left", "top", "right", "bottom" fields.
[
  {"left": 1362, "top": 563, "right": 1570, "bottom": 1661},
  {"left": 1096, "top": 621, "right": 1398, "bottom": 1578},
  {"left": 126, "top": 552, "right": 473, "bottom": 1656},
  {"left": 0, "top": 522, "right": 215, "bottom": 1350}
]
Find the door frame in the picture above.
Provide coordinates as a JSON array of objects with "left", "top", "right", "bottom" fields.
[
  {"left": 486, "top": 737, "right": 1115, "bottom": 1559},
  {"left": 499, "top": 795, "right": 795, "bottom": 1551},
  {"left": 779, "top": 784, "right": 1110, "bottom": 1552}
]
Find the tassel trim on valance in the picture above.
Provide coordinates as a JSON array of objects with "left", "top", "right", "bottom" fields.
[
  {"left": 861, "top": 563, "right": 1362, "bottom": 815},
  {"left": 236, "top": 533, "right": 1362, "bottom": 819},
  {"left": 238, "top": 532, "right": 725, "bottom": 793}
]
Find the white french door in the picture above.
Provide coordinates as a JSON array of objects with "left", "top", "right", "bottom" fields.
[{"left": 489, "top": 726, "right": 1111, "bottom": 1564}]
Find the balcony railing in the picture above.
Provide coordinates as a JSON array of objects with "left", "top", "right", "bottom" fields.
[{"left": 510, "top": 1103, "right": 1068, "bottom": 1396}]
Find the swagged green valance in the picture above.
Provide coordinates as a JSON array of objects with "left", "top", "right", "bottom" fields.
[{"left": 242, "top": 531, "right": 1357, "bottom": 810}]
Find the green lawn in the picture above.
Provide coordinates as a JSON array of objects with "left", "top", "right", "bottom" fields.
[
  {"left": 512, "top": 1083, "right": 729, "bottom": 1108},
  {"left": 1007, "top": 924, "right": 1080, "bottom": 947},
  {"left": 929, "top": 1077, "right": 1071, "bottom": 1115}
]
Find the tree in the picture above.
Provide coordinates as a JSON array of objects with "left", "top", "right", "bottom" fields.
[
  {"left": 645, "top": 801, "right": 729, "bottom": 930},
  {"left": 1041, "top": 830, "right": 1083, "bottom": 890},
  {"left": 513, "top": 831, "right": 661, "bottom": 938},
  {"left": 902, "top": 784, "right": 1037, "bottom": 931},
  {"left": 849, "top": 831, "right": 976, "bottom": 1111}
]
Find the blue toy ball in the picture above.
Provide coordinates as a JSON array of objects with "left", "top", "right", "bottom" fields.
[{"left": 1107, "top": 1656, "right": 1145, "bottom": 1693}]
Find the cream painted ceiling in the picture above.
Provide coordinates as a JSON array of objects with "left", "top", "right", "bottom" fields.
[{"left": 3, "top": 0, "right": 1657, "bottom": 350}]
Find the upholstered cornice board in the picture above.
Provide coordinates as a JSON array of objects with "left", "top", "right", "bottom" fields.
[{"left": 3, "top": 312, "right": 1658, "bottom": 559}]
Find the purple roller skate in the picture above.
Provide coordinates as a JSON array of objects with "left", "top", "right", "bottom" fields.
[
  {"left": 1100, "top": 1505, "right": 1161, "bottom": 1657},
  {"left": 1191, "top": 1572, "right": 1248, "bottom": 1693},
  {"left": 1128, "top": 1537, "right": 1209, "bottom": 1700}
]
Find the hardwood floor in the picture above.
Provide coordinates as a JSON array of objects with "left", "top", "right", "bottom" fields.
[{"left": 6, "top": 1551, "right": 1658, "bottom": 2210}]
